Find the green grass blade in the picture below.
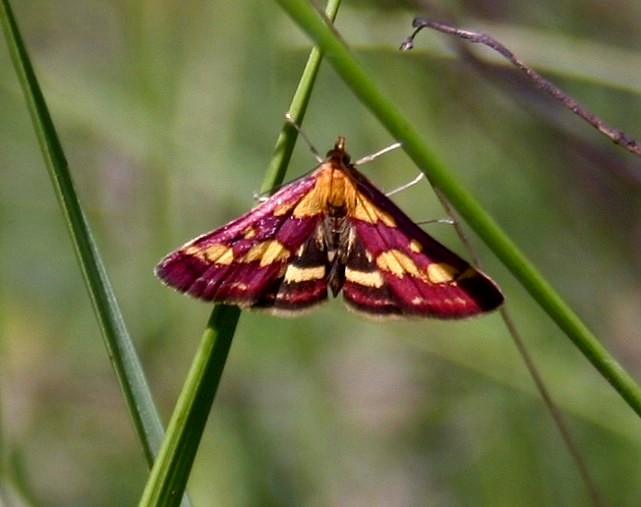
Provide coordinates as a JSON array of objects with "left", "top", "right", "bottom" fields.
[
  {"left": 0, "top": 3, "right": 187, "bottom": 502},
  {"left": 262, "top": 0, "right": 342, "bottom": 193},
  {"left": 138, "top": 305, "right": 240, "bottom": 507},
  {"left": 274, "top": 0, "right": 641, "bottom": 417},
  {"left": 138, "top": 2, "right": 343, "bottom": 505}
]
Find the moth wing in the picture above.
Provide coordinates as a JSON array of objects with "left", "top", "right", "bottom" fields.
[
  {"left": 342, "top": 174, "right": 503, "bottom": 318},
  {"left": 156, "top": 175, "right": 329, "bottom": 312}
]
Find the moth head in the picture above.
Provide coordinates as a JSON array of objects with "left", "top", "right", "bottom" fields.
[{"left": 326, "top": 136, "right": 351, "bottom": 165}]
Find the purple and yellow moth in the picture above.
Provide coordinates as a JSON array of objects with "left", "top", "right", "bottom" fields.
[{"left": 155, "top": 137, "right": 503, "bottom": 318}]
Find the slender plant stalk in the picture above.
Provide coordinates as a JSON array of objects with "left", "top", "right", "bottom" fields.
[
  {"left": 138, "top": 305, "right": 240, "bottom": 507},
  {"left": 0, "top": 5, "right": 191, "bottom": 507}
]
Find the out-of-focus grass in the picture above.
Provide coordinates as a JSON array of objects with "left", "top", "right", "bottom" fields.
[{"left": 1, "top": 1, "right": 641, "bottom": 506}]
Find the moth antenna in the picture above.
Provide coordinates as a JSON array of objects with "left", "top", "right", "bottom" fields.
[
  {"left": 284, "top": 112, "right": 323, "bottom": 163},
  {"left": 385, "top": 172, "right": 425, "bottom": 197},
  {"left": 252, "top": 190, "right": 269, "bottom": 203},
  {"left": 415, "top": 218, "right": 456, "bottom": 226},
  {"left": 354, "top": 142, "right": 402, "bottom": 166}
]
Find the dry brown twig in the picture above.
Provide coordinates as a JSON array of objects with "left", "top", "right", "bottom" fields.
[{"left": 401, "top": 17, "right": 641, "bottom": 158}]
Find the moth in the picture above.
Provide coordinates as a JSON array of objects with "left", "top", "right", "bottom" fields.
[{"left": 155, "top": 137, "right": 503, "bottom": 318}]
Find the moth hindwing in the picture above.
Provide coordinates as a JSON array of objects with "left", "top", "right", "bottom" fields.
[{"left": 155, "top": 137, "right": 504, "bottom": 319}]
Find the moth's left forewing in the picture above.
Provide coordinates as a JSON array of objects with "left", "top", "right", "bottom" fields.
[
  {"left": 342, "top": 170, "right": 503, "bottom": 318},
  {"left": 156, "top": 173, "right": 329, "bottom": 310}
]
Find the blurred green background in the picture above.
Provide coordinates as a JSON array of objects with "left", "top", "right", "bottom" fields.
[{"left": 2, "top": 0, "right": 641, "bottom": 505}]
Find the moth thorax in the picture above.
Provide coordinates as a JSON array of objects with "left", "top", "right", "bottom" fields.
[{"left": 325, "top": 169, "right": 358, "bottom": 211}]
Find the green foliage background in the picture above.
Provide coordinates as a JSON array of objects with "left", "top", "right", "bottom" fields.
[{"left": 2, "top": 0, "right": 641, "bottom": 505}]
